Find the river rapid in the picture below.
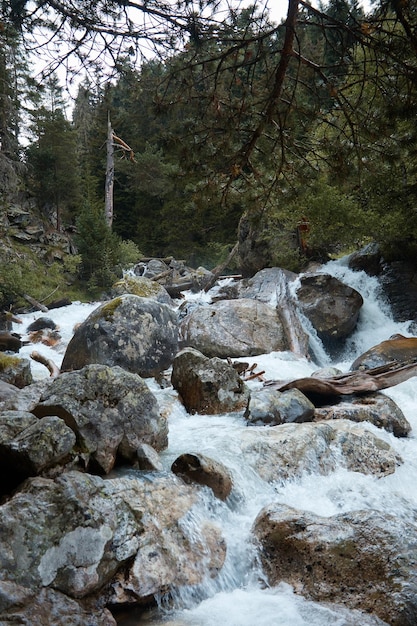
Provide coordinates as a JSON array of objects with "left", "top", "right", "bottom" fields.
[{"left": 13, "top": 258, "right": 417, "bottom": 625}]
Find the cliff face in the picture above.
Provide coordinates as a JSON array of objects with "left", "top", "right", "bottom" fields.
[{"left": 0, "top": 198, "right": 78, "bottom": 310}]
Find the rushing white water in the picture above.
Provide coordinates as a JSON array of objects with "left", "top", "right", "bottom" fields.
[{"left": 11, "top": 260, "right": 417, "bottom": 625}]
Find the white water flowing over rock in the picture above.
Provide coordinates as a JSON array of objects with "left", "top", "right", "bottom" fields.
[{"left": 11, "top": 260, "right": 417, "bottom": 626}]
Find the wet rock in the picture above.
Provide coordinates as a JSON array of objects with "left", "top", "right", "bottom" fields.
[
  {"left": 239, "top": 420, "right": 401, "bottom": 483},
  {"left": 351, "top": 335, "right": 417, "bottom": 371},
  {"left": 61, "top": 295, "right": 178, "bottom": 378},
  {"left": 26, "top": 317, "right": 57, "bottom": 332},
  {"left": 296, "top": 273, "right": 363, "bottom": 342},
  {"left": 135, "top": 443, "right": 163, "bottom": 471},
  {"left": 314, "top": 392, "right": 411, "bottom": 437},
  {"left": 171, "top": 347, "right": 250, "bottom": 414},
  {"left": 171, "top": 453, "right": 233, "bottom": 500},
  {"left": 0, "top": 582, "right": 116, "bottom": 625},
  {"left": 253, "top": 504, "right": 417, "bottom": 625},
  {"left": 105, "top": 474, "right": 226, "bottom": 604},
  {"left": 245, "top": 387, "right": 315, "bottom": 426},
  {"left": 179, "top": 299, "right": 289, "bottom": 358},
  {"left": 33, "top": 364, "right": 167, "bottom": 474}
]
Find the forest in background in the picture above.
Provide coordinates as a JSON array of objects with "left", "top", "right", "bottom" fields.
[{"left": 1, "top": 0, "right": 417, "bottom": 305}]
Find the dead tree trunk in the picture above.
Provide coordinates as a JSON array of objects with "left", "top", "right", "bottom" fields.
[{"left": 105, "top": 111, "right": 115, "bottom": 228}]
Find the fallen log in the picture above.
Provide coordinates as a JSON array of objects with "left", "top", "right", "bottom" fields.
[
  {"left": 265, "top": 359, "right": 417, "bottom": 399},
  {"left": 23, "top": 294, "right": 49, "bottom": 312}
]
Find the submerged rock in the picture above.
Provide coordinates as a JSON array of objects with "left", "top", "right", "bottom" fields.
[{"left": 239, "top": 420, "right": 401, "bottom": 482}]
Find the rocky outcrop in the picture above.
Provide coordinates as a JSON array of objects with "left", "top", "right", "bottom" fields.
[
  {"left": 179, "top": 299, "right": 289, "bottom": 358},
  {"left": 253, "top": 504, "right": 417, "bottom": 625},
  {"left": 296, "top": 273, "right": 363, "bottom": 346},
  {"left": 171, "top": 347, "right": 250, "bottom": 414},
  {"left": 61, "top": 295, "right": 178, "bottom": 377},
  {"left": 33, "top": 364, "right": 168, "bottom": 474},
  {"left": 215, "top": 267, "right": 310, "bottom": 357},
  {"left": 239, "top": 420, "right": 401, "bottom": 483},
  {"left": 348, "top": 243, "right": 417, "bottom": 323}
]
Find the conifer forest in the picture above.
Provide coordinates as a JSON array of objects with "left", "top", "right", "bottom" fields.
[{"left": 1, "top": 0, "right": 417, "bottom": 301}]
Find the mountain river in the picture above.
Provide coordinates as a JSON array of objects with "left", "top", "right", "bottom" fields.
[{"left": 13, "top": 257, "right": 417, "bottom": 625}]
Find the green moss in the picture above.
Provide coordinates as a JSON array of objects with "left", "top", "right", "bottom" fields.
[
  {"left": 99, "top": 297, "right": 123, "bottom": 320},
  {"left": 0, "top": 353, "right": 21, "bottom": 371},
  {"left": 114, "top": 276, "right": 161, "bottom": 298}
]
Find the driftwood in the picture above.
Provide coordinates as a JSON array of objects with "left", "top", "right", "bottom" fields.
[
  {"left": 266, "top": 359, "right": 417, "bottom": 398},
  {"left": 30, "top": 351, "right": 60, "bottom": 378}
]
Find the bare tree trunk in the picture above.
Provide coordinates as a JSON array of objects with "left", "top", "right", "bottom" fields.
[{"left": 105, "top": 111, "right": 114, "bottom": 228}]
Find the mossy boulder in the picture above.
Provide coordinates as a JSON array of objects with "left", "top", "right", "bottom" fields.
[{"left": 61, "top": 295, "right": 178, "bottom": 378}]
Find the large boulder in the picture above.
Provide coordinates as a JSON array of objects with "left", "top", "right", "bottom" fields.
[
  {"left": 32, "top": 364, "right": 167, "bottom": 474},
  {"left": 109, "top": 275, "right": 173, "bottom": 305},
  {"left": 0, "top": 470, "right": 225, "bottom": 609},
  {"left": 179, "top": 299, "right": 289, "bottom": 358},
  {"left": 296, "top": 273, "right": 363, "bottom": 343},
  {"left": 171, "top": 347, "right": 250, "bottom": 414},
  {"left": 215, "top": 268, "right": 310, "bottom": 358},
  {"left": 314, "top": 392, "right": 411, "bottom": 438},
  {"left": 351, "top": 335, "right": 417, "bottom": 371},
  {"left": 253, "top": 504, "right": 417, "bottom": 625},
  {"left": 61, "top": 295, "right": 178, "bottom": 378},
  {"left": 239, "top": 420, "right": 401, "bottom": 483}
]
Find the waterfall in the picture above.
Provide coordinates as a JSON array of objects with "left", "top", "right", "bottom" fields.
[{"left": 142, "top": 259, "right": 417, "bottom": 626}]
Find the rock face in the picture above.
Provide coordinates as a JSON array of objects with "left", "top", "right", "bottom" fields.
[
  {"left": 296, "top": 273, "right": 363, "bottom": 343},
  {"left": 171, "top": 347, "right": 250, "bottom": 414},
  {"left": 179, "top": 299, "right": 289, "bottom": 358},
  {"left": 61, "top": 295, "right": 178, "bottom": 377},
  {"left": 239, "top": 420, "right": 401, "bottom": 483},
  {"left": 253, "top": 504, "right": 417, "bottom": 625},
  {"left": 348, "top": 243, "right": 417, "bottom": 323},
  {"left": 33, "top": 364, "right": 168, "bottom": 474}
]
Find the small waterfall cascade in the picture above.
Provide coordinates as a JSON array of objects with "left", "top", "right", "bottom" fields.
[
  {"left": 141, "top": 259, "right": 417, "bottom": 626},
  {"left": 11, "top": 259, "right": 417, "bottom": 626}
]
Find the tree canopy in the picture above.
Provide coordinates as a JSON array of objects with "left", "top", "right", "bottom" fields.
[{"left": 1, "top": 0, "right": 417, "bottom": 275}]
